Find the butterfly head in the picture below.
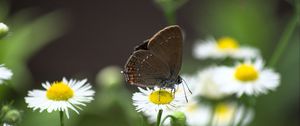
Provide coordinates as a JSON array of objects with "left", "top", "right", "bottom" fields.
[
  {"left": 176, "top": 76, "right": 183, "bottom": 84},
  {"left": 160, "top": 76, "right": 183, "bottom": 89}
]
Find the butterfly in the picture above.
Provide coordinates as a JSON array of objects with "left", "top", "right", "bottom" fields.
[{"left": 122, "top": 25, "right": 183, "bottom": 89}]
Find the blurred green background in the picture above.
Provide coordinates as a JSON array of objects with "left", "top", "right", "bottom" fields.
[{"left": 0, "top": 0, "right": 299, "bottom": 126}]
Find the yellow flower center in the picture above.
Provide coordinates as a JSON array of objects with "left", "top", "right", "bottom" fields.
[
  {"left": 217, "top": 37, "right": 239, "bottom": 50},
  {"left": 149, "top": 90, "right": 174, "bottom": 105},
  {"left": 46, "top": 82, "right": 74, "bottom": 101},
  {"left": 235, "top": 64, "right": 259, "bottom": 82},
  {"left": 215, "top": 103, "right": 233, "bottom": 121}
]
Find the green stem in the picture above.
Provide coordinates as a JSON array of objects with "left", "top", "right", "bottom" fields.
[
  {"left": 164, "top": 10, "right": 176, "bottom": 25},
  {"left": 156, "top": 109, "right": 163, "bottom": 126},
  {"left": 269, "top": 0, "right": 300, "bottom": 68},
  {"left": 207, "top": 105, "right": 215, "bottom": 126},
  {"left": 160, "top": 115, "right": 176, "bottom": 126},
  {"left": 140, "top": 115, "right": 145, "bottom": 126},
  {"left": 60, "top": 111, "right": 64, "bottom": 126}
]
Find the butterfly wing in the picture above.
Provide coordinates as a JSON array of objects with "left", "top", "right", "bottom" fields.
[
  {"left": 134, "top": 40, "right": 149, "bottom": 51},
  {"left": 147, "top": 25, "right": 183, "bottom": 80},
  {"left": 124, "top": 50, "right": 171, "bottom": 87}
]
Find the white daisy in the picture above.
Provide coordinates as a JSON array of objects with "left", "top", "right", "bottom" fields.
[
  {"left": 193, "top": 37, "right": 259, "bottom": 59},
  {"left": 180, "top": 99, "right": 253, "bottom": 126},
  {"left": 25, "top": 78, "right": 95, "bottom": 118},
  {"left": 212, "top": 102, "right": 254, "bottom": 126},
  {"left": 213, "top": 59, "right": 280, "bottom": 96},
  {"left": 0, "top": 65, "right": 13, "bottom": 84},
  {"left": 182, "top": 67, "right": 230, "bottom": 100},
  {"left": 132, "top": 86, "right": 187, "bottom": 124},
  {"left": 179, "top": 98, "right": 211, "bottom": 126},
  {"left": 3, "top": 123, "right": 12, "bottom": 126}
]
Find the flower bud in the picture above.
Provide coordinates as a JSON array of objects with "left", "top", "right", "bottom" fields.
[
  {"left": 0, "top": 22, "right": 9, "bottom": 39},
  {"left": 2, "top": 109, "right": 22, "bottom": 125},
  {"left": 170, "top": 111, "right": 187, "bottom": 126},
  {"left": 96, "top": 66, "right": 123, "bottom": 89},
  {"left": 1, "top": 105, "right": 11, "bottom": 114}
]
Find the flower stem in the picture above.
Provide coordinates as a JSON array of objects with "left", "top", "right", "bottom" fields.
[
  {"left": 163, "top": 10, "right": 176, "bottom": 25},
  {"left": 269, "top": 1, "right": 300, "bottom": 68},
  {"left": 207, "top": 104, "right": 215, "bottom": 126},
  {"left": 60, "top": 111, "right": 64, "bottom": 126},
  {"left": 140, "top": 115, "right": 145, "bottom": 126},
  {"left": 156, "top": 109, "right": 163, "bottom": 126}
]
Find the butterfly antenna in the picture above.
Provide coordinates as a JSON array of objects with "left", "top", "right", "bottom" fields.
[
  {"left": 181, "top": 83, "right": 189, "bottom": 103},
  {"left": 182, "top": 78, "right": 192, "bottom": 94}
]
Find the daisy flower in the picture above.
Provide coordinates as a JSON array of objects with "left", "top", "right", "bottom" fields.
[
  {"left": 25, "top": 78, "right": 95, "bottom": 118},
  {"left": 3, "top": 123, "right": 12, "bottom": 126},
  {"left": 182, "top": 67, "right": 230, "bottom": 100},
  {"left": 132, "top": 86, "right": 187, "bottom": 124},
  {"left": 212, "top": 102, "right": 254, "bottom": 126},
  {"left": 193, "top": 37, "right": 259, "bottom": 59},
  {"left": 0, "top": 65, "right": 13, "bottom": 84},
  {"left": 179, "top": 98, "right": 211, "bottom": 126},
  {"left": 180, "top": 99, "right": 253, "bottom": 126},
  {"left": 213, "top": 59, "right": 280, "bottom": 96}
]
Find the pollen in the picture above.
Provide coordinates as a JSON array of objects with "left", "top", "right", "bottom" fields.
[
  {"left": 235, "top": 64, "right": 259, "bottom": 82},
  {"left": 149, "top": 89, "right": 174, "bottom": 105},
  {"left": 46, "top": 81, "right": 74, "bottom": 101},
  {"left": 217, "top": 37, "right": 239, "bottom": 50}
]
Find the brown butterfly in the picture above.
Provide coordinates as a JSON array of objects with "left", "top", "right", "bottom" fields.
[{"left": 122, "top": 25, "right": 183, "bottom": 89}]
